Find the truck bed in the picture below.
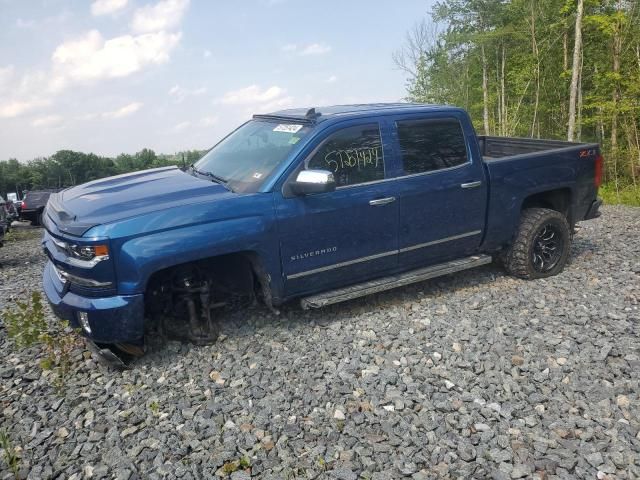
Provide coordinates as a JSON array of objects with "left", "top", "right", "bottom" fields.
[
  {"left": 479, "top": 135, "right": 600, "bottom": 253},
  {"left": 478, "top": 136, "right": 588, "bottom": 160}
]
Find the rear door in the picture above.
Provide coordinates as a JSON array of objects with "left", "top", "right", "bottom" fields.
[
  {"left": 275, "top": 120, "right": 399, "bottom": 296},
  {"left": 390, "top": 114, "right": 488, "bottom": 268}
]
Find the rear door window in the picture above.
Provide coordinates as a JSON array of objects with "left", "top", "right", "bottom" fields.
[
  {"left": 306, "top": 124, "right": 385, "bottom": 187},
  {"left": 396, "top": 118, "right": 468, "bottom": 175}
]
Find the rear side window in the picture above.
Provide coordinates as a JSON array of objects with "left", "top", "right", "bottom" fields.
[
  {"left": 25, "top": 192, "right": 49, "bottom": 204},
  {"left": 307, "top": 124, "right": 384, "bottom": 187},
  {"left": 396, "top": 118, "right": 468, "bottom": 174}
]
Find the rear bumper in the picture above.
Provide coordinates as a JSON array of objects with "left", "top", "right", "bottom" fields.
[
  {"left": 21, "top": 209, "right": 39, "bottom": 221},
  {"left": 43, "top": 260, "right": 144, "bottom": 344},
  {"left": 583, "top": 197, "right": 602, "bottom": 220}
]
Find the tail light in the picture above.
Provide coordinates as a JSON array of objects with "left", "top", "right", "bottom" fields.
[{"left": 594, "top": 154, "right": 603, "bottom": 188}]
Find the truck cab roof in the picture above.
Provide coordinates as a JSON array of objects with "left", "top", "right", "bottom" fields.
[{"left": 255, "top": 103, "right": 463, "bottom": 125}]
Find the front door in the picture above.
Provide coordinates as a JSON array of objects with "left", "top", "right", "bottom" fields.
[{"left": 275, "top": 121, "right": 399, "bottom": 296}]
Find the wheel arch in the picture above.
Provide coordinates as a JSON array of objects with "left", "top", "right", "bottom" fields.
[
  {"left": 143, "top": 250, "right": 276, "bottom": 310},
  {"left": 520, "top": 187, "right": 573, "bottom": 224}
]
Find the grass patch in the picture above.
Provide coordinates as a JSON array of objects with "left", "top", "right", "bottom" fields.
[
  {"left": 3, "top": 291, "right": 47, "bottom": 348},
  {"left": 2, "top": 291, "right": 82, "bottom": 394},
  {"left": 149, "top": 401, "right": 160, "bottom": 415},
  {"left": 4, "top": 226, "right": 42, "bottom": 242},
  {"left": 221, "top": 456, "right": 251, "bottom": 476},
  {"left": 0, "top": 429, "right": 20, "bottom": 477},
  {"left": 600, "top": 182, "right": 640, "bottom": 207}
]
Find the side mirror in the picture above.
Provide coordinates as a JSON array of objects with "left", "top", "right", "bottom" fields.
[{"left": 291, "top": 169, "right": 336, "bottom": 195}]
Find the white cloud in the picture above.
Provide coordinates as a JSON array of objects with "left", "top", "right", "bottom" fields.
[
  {"left": 16, "top": 18, "right": 36, "bottom": 28},
  {"left": 102, "top": 101, "right": 143, "bottom": 119},
  {"left": 168, "top": 84, "right": 206, "bottom": 103},
  {"left": 0, "top": 0, "right": 190, "bottom": 122},
  {"left": 218, "top": 85, "right": 293, "bottom": 114},
  {"left": 0, "top": 65, "right": 15, "bottom": 92},
  {"left": 300, "top": 43, "right": 331, "bottom": 56},
  {"left": 52, "top": 30, "right": 181, "bottom": 83},
  {"left": 220, "top": 85, "right": 286, "bottom": 105},
  {"left": 31, "top": 115, "right": 63, "bottom": 127},
  {"left": 173, "top": 121, "right": 190, "bottom": 131},
  {"left": 259, "top": 96, "right": 294, "bottom": 112},
  {"left": 327, "top": 75, "right": 338, "bottom": 83},
  {"left": 0, "top": 99, "right": 51, "bottom": 119},
  {"left": 203, "top": 49, "right": 212, "bottom": 58},
  {"left": 91, "top": 0, "right": 128, "bottom": 16},
  {"left": 200, "top": 116, "right": 218, "bottom": 127},
  {"left": 15, "top": 13, "right": 71, "bottom": 29},
  {"left": 131, "top": 0, "right": 190, "bottom": 34},
  {"left": 282, "top": 43, "right": 331, "bottom": 56}
]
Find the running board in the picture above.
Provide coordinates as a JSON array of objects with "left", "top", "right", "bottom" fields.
[{"left": 300, "top": 254, "right": 492, "bottom": 309}]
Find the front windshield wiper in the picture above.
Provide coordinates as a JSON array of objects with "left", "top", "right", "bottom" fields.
[{"left": 189, "top": 164, "right": 230, "bottom": 187}]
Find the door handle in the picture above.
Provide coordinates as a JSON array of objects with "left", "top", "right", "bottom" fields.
[
  {"left": 369, "top": 197, "right": 396, "bottom": 206},
  {"left": 461, "top": 181, "right": 482, "bottom": 189}
]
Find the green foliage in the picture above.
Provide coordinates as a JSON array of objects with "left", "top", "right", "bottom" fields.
[
  {"left": 0, "top": 429, "right": 20, "bottom": 477},
  {"left": 40, "top": 324, "right": 82, "bottom": 395},
  {"left": 149, "top": 401, "right": 160, "bottom": 415},
  {"left": 4, "top": 227, "right": 43, "bottom": 243},
  {"left": 2, "top": 291, "right": 47, "bottom": 348},
  {"left": 600, "top": 182, "right": 640, "bottom": 206},
  {"left": 2, "top": 292, "right": 81, "bottom": 394},
  {"left": 400, "top": 0, "right": 640, "bottom": 187},
  {"left": 221, "top": 456, "right": 252, "bottom": 476},
  {"left": 222, "top": 461, "right": 239, "bottom": 474},
  {"left": 0, "top": 148, "right": 207, "bottom": 199}
]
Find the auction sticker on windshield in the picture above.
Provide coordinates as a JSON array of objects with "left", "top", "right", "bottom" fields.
[{"left": 273, "top": 124, "right": 303, "bottom": 133}]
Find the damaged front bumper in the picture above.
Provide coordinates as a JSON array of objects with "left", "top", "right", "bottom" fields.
[{"left": 43, "top": 260, "right": 144, "bottom": 344}]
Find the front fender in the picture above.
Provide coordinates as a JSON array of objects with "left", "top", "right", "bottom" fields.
[
  {"left": 82, "top": 193, "right": 282, "bottom": 296},
  {"left": 115, "top": 215, "right": 280, "bottom": 295}
]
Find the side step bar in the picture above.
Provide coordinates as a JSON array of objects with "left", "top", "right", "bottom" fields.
[{"left": 300, "top": 254, "right": 492, "bottom": 309}]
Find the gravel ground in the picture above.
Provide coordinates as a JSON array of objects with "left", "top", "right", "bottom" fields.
[{"left": 0, "top": 206, "right": 639, "bottom": 480}]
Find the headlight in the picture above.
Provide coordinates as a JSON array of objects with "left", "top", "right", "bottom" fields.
[{"left": 68, "top": 244, "right": 109, "bottom": 261}]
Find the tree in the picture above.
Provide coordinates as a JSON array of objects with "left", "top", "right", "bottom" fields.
[
  {"left": 395, "top": 0, "right": 640, "bottom": 191},
  {"left": 567, "top": 0, "right": 584, "bottom": 141}
]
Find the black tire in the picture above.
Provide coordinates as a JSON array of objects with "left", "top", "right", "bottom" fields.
[
  {"left": 33, "top": 211, "right": 43, "bottom": 227},
  {"left": 503, "top": 207, "right": 571, "bottom": 279}
]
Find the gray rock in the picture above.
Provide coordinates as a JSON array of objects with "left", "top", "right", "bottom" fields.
[
  {"left": 510, "top": 464, "right": 532, "bottom": 478},
  {"left": 457, "top": 443, "right": 477, "bottom": 462},
  {"left": 1, "top": 206, "right": 639, "bottom": 480},
  {"left": 331, "top": 468, "right": 357, "bottom": 480}
]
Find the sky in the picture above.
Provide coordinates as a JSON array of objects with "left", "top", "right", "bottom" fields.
[{"left": 0, "top": 0, "right": 435, "bottom": 160}]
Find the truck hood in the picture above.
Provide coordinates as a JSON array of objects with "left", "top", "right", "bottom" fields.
[{"left": 46, "top": 166, "right": 231, "bottom": 236}]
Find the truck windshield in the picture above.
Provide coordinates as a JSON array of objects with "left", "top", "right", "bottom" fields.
[{"left": 194, "top": 120, "right": 312, "bottom": 193}]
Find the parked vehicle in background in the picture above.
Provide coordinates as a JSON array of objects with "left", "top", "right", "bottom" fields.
[
  {"left": 21, "top": 190, "right": 54, "bottom": 225},
  {"left": 41, "top": 103, "right": 603, "bottom": 357},
  {"left": 6, "top": 193, "right": 21, "bottom": 218},
  {"left": 5, "top": 201, "right": 19, "bottom": 223},
  {"left": 13, "top": 199, "right": 22, "bottom": 217},
  {"left": 0, "top": 196, "right": 7, "bottom": 247}
]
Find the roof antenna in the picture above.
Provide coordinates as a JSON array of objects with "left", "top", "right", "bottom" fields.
[{"left": 305, "top": 107, "right": 321, "bottom": 119}]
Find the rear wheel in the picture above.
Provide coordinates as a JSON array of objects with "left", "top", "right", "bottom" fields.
[
  {"left": 503, "top": 207, "right": 571, "bottom": 279},
  {"left": 31, "top": 211, "right": 43, "bottom": 226}
]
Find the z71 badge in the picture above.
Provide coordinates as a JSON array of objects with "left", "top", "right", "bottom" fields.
[{"left": 579, "top": 149, "right": 597, "bottom": 158}]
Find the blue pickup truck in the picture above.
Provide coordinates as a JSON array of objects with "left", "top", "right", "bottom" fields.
[{"left": 42, "top": 103, "right": 602, "bottom": 355}]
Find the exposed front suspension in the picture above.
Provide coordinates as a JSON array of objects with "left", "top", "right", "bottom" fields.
[{"left": 146, "top": 266, "right": 224, "bottom": 345}]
